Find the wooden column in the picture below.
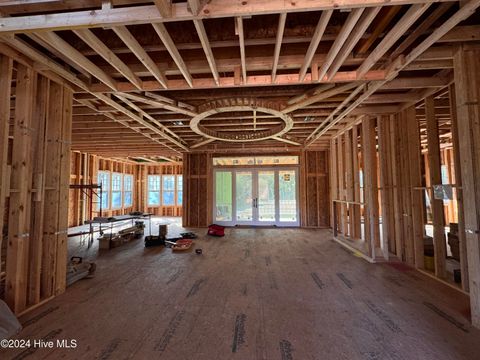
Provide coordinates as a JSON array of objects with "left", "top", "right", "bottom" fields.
[
  {"left": 352, "top": 125, "right": 361, "bottom": 239},
  {"left": 378, "top": 115, "right": 394, "bottom": 258},
  {"left": 337, "top": 137, "right": 345, "bottom": 234},
  {"left": 28, "top": 76, "right": 49, "bottom": 306},
  {"left": 0, "top": 54, "right": 13, "bottom": 273},
  {"left": 5, "top": 64, "right": 36, "bottom": 313},
  {"left": 405, "top": 106, "right": 425, "bottom": 269},
  {"left": 390, "top": 114, "right": 403, "bottom": 259},
  {"left": 345, "top": 130, "right": 354, "bottom": 238},
  {"left": 453, "top": 45, "right": 480, "bottom": 328},
  {"left": 425, "top": 95, "right": 447, "bottom": 278},
  {"left": 449, "top": 83, "right": 469, "bottom": 292},
  {"left": 330, "top": 139, "right": 338, "bottom": 230},
  {"left": 362, "top": 117, "right": 380, "bottom": 258}
]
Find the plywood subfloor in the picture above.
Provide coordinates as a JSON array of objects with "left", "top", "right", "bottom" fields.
[{"left": 1, "top": 222, "right": 479, "bottom": 360}]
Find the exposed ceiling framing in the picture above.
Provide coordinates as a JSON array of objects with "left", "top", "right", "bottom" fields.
[{"left": 0, "top": 0, "right": 479, "bottom": 159}]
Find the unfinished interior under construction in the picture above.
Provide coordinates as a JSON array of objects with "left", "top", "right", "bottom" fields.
[{"left": 1, "top": 0, "right": 480, "bottom": 359}]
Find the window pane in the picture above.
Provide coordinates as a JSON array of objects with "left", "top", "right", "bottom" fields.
[
  {"left": 124, "top": 174, "right": 133, "bottom": 191},
  {"left": 148, "top": 191, "right": 160, "bottom": 206},
  {"left": 100, "top": 193, "right": 109, "bottom": 210},
  {"left": 112, "top": 173, "right": 122, "bottom": 191},
  {"left": 163, "top": 191, "right": 175, "bottom": 205},
  {"left": 279, "top": 170, "right": 297, "bottom": 222},
  {"left": 148, "top": 175, "right": 160, "bottom": 191},
  {"left": 163, "top": 175, "right": 175, "bottom": 191},
  {"left": 112, "top": 191, "right": 122, "bottom": 208},
  {"left": 177, "top": 191, "right": 183, "bottom": 205},
  {"left": 215, "top": 171, "right": 232, "bottom": 221},
  {"left": 177, "top": 175, "right": 183, "bottom": 191},
  {"left": 124, "top": 191, "right": 132, "bottom": 207}
]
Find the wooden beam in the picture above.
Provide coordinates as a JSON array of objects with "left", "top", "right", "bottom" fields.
[
  {"left": 326, "top": 6, "right": 382, "bottom": 80},
  {"left": 235, "top": 17, "right": 247, "bottom": 84},
  {"left": 356, "top": 6, "right": 401, "bottom": 55},
  {"left": 112, "top": 25, "right": 168, "bottom": 89},
  {"left": 152, "top": 23, "right": 193, "bottom": 87},
  {"left": 192, "top": 19, "right": 220, "bottom": 86},
  {"left": 317, "top": 8, "right": 364, "bottom": 81},
  {"left": 5, "top": 64, "right": 35, "bottom": 314},
  {"left": 33, "top": 31, "right": 118, "bottom": 91},
  {"left": 117, "top": 92, "right": 197, "bottom": 117},
  {"left": 356, "top": 3, "right": 431, "bottom": 79},
  {"left": 362, "top": 116, "right": 380, "bottom": 258},
  {"left": 425, "top": 95, "right": 447, "bottom": 279},
  {"left": 0, "top": 54, "right": 12, "bottom": 278},
  {"left": 111, "top": 94, "right": 188, "bottom": 152},
  {"left": 448, "top": 83, "right": 469, "bottom": 292},
  {"left": 298, "top": 10, "right": 333, "bottom": 82},
  {"left": 271, "top": 13, "right": 287, "bottom": 83},
  {"left": 405, "top": 105, "right": 425, "bottom": 269},
  {"left": 191, "top": 138, "right": 215, "bottom": 148},
  {"left": 390, "top": 2, "right": 455, "bottom": 58},
  {"left": 0, "top": 1, "right": 452, "bottom": 33},
  {"left": 453, "top": 45, "right": 480, "bottom": 328},
  {"left": 272, "top": 136, "right": 301, "bottom": 146},
  {"left": 73, "top": 28, "right": 142, "bottom": 90}
]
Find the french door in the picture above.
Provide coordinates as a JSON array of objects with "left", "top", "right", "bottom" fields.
[{"left": 213, "top": 168, "right": 299, "bottom": 226}]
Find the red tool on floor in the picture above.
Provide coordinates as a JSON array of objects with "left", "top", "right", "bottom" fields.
[{"left": 207, "top": 224, "right": 225, "bottom": 237}]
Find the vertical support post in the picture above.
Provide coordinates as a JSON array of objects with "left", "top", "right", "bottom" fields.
[
  {"left": 0, "top": 54, "right": 13, "bottom": 274},
  {"left": 352, "top": 125, "right": 361, "bottom": 239},
  {"left": 453, "top": 45, "right": 480, "bottom": 328},
  {"left": 345, "top": 130, "right": 354, "bottom": 238},
  {"left": 405, "top": 106, "right": 425, "bottom": 269},
  {"left": 362, "top": 116, "right": 380, "bottom": 258},
  {"left": 425, "top": 95, "right": 447, "bottom": 278},
  {"left": 5, "top": 64, "right": 36, "bottom": 314},
  {"left": 449, "top": 83, "right": 469, "bottom": 292},
  {"left": 330, "top": 139, "right": 338, "bottom": 229}
]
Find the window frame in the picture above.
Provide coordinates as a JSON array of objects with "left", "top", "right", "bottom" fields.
[
  {"left": 147, "top": 174, "right": 162, "bottom": 207},
  {"left": 162, "top": 175, "right": 176, "bottom": 206},
  {"left": 123, "top": 174, "right": 134, "bottom": 208},
  {"left": 97, "top": 170, "right": 111, "bottom": 211}
]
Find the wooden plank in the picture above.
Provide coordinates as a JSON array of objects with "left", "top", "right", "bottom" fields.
[
  {"left": 235, "top": 17, "right": 247, "bottom": 84},
  {"left": 298, "top": 9, "right": 333, "bottom": 81},
  {"left": 152, "top": 23, "right": 193, "bottom": 87},
  {"left": 378, "top": 115, "right": 392, "bottom": 259},
  {"left": 73, "top": 28, "right": 142, "bottom": 90},
  {"left": 0, "top": 1, "right": 457, "bottom": 34},
  {"left": 5, "top": 64, "right": 35, "bottom": 314},
  {"left": 327, "top": 7, "right": 381, "bottom": 80},
  {"left": 271, "top": 13, "right": 287, "bottom": 83},
  {"left": 0, "top": 54, "right": 12, "bottom": 276},
  {"left": 153, "top": 0, "right": 171, "bottom": 17},
  {"left": 356, "top": 3, "right": 431, "bottom": 78},
  {"left": 193, "top": 19, "right": 220, "bottom": 86},
  {"left": 351, "top": 125, "right": 361, "bottom": 239},
  {"left": 405, "top": 105, "right": 425, "bottom": 269},
  {"left": 317, "top": 8, "right": 364, "bottom": 81},
  {"left": 55, "top": 87, "right": 72, "bottom": 295},
  {"left": 112, "top": 25, "right": 168, "bottom": 89},
  {"left": 448, "top": 83, "right": 469, "bottom": 292},
  {"left": 41, "top": 81, "right": 63, "bottom": 300},
  {"left": 330, "top": 139, "right": 338, "bottom": 230},
  {"left": 27, "top": 75, "right": 49, "bottom": 306},
  {"left": 453, "top": 45, "right": 480, "bottom": 327},
  {"left": 425, "top": 95, "right": 447, "bottom": 279},
  {"left": 362, "top": 117, "right": 380, "bottom": 259},
  {"left": 336, "top": 136, "right": 345, "bottom": 234},
  {"left": 391, "top": 114, "right": 402, "bottom": 258},
  {"left": 33, "top": 31, "right": 117, "bottom": 91},
  {"left": 344, "top": 130, "right": 354, "bottom": 238}
]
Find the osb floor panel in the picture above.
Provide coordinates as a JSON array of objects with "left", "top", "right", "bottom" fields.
[{"left": 1, "top": 223, "right": 479, "bottom": 360}]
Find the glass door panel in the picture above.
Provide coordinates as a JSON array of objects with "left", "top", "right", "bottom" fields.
[
  {"left": 215, "top": 171, "right": 233, "bottom": 222},
  {"left": 257, "top": 171, "right": 275, "bottom": 222},
  {"left": 235, "top": 172, "right": 253, "bottom": 221},
  {"left": 279, "top": 170, "right": 297, "bottom": 222}
]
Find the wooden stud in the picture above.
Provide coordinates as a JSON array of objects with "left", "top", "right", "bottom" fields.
[
  {"left": 0, "top": 54, "right": 12, "bottom": 275},
  {"left": 5, "top": 64, "right": 36, "bottom": 314},
  {"left": 425, "top": 95, "right": 447, "bottom": 278},
  {"left": 453, "top": 45, "right": 480, "bottom": 327}
]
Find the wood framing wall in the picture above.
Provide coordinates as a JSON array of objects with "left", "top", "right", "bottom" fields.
[
  {"left": 330, "top": 71, "right": 480, "bottom": 327},
  {"left": 300, "top": 151, "right": 330, "bottom": 228},
  {"left": 0, "top": 54, "right": 72, "bottom": 314},
  {"left": 68, "top": 153, "right": 183, "bottom": 227},
  {"left": 182, "top": 153, "right": 212, "bottom": 228}
]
